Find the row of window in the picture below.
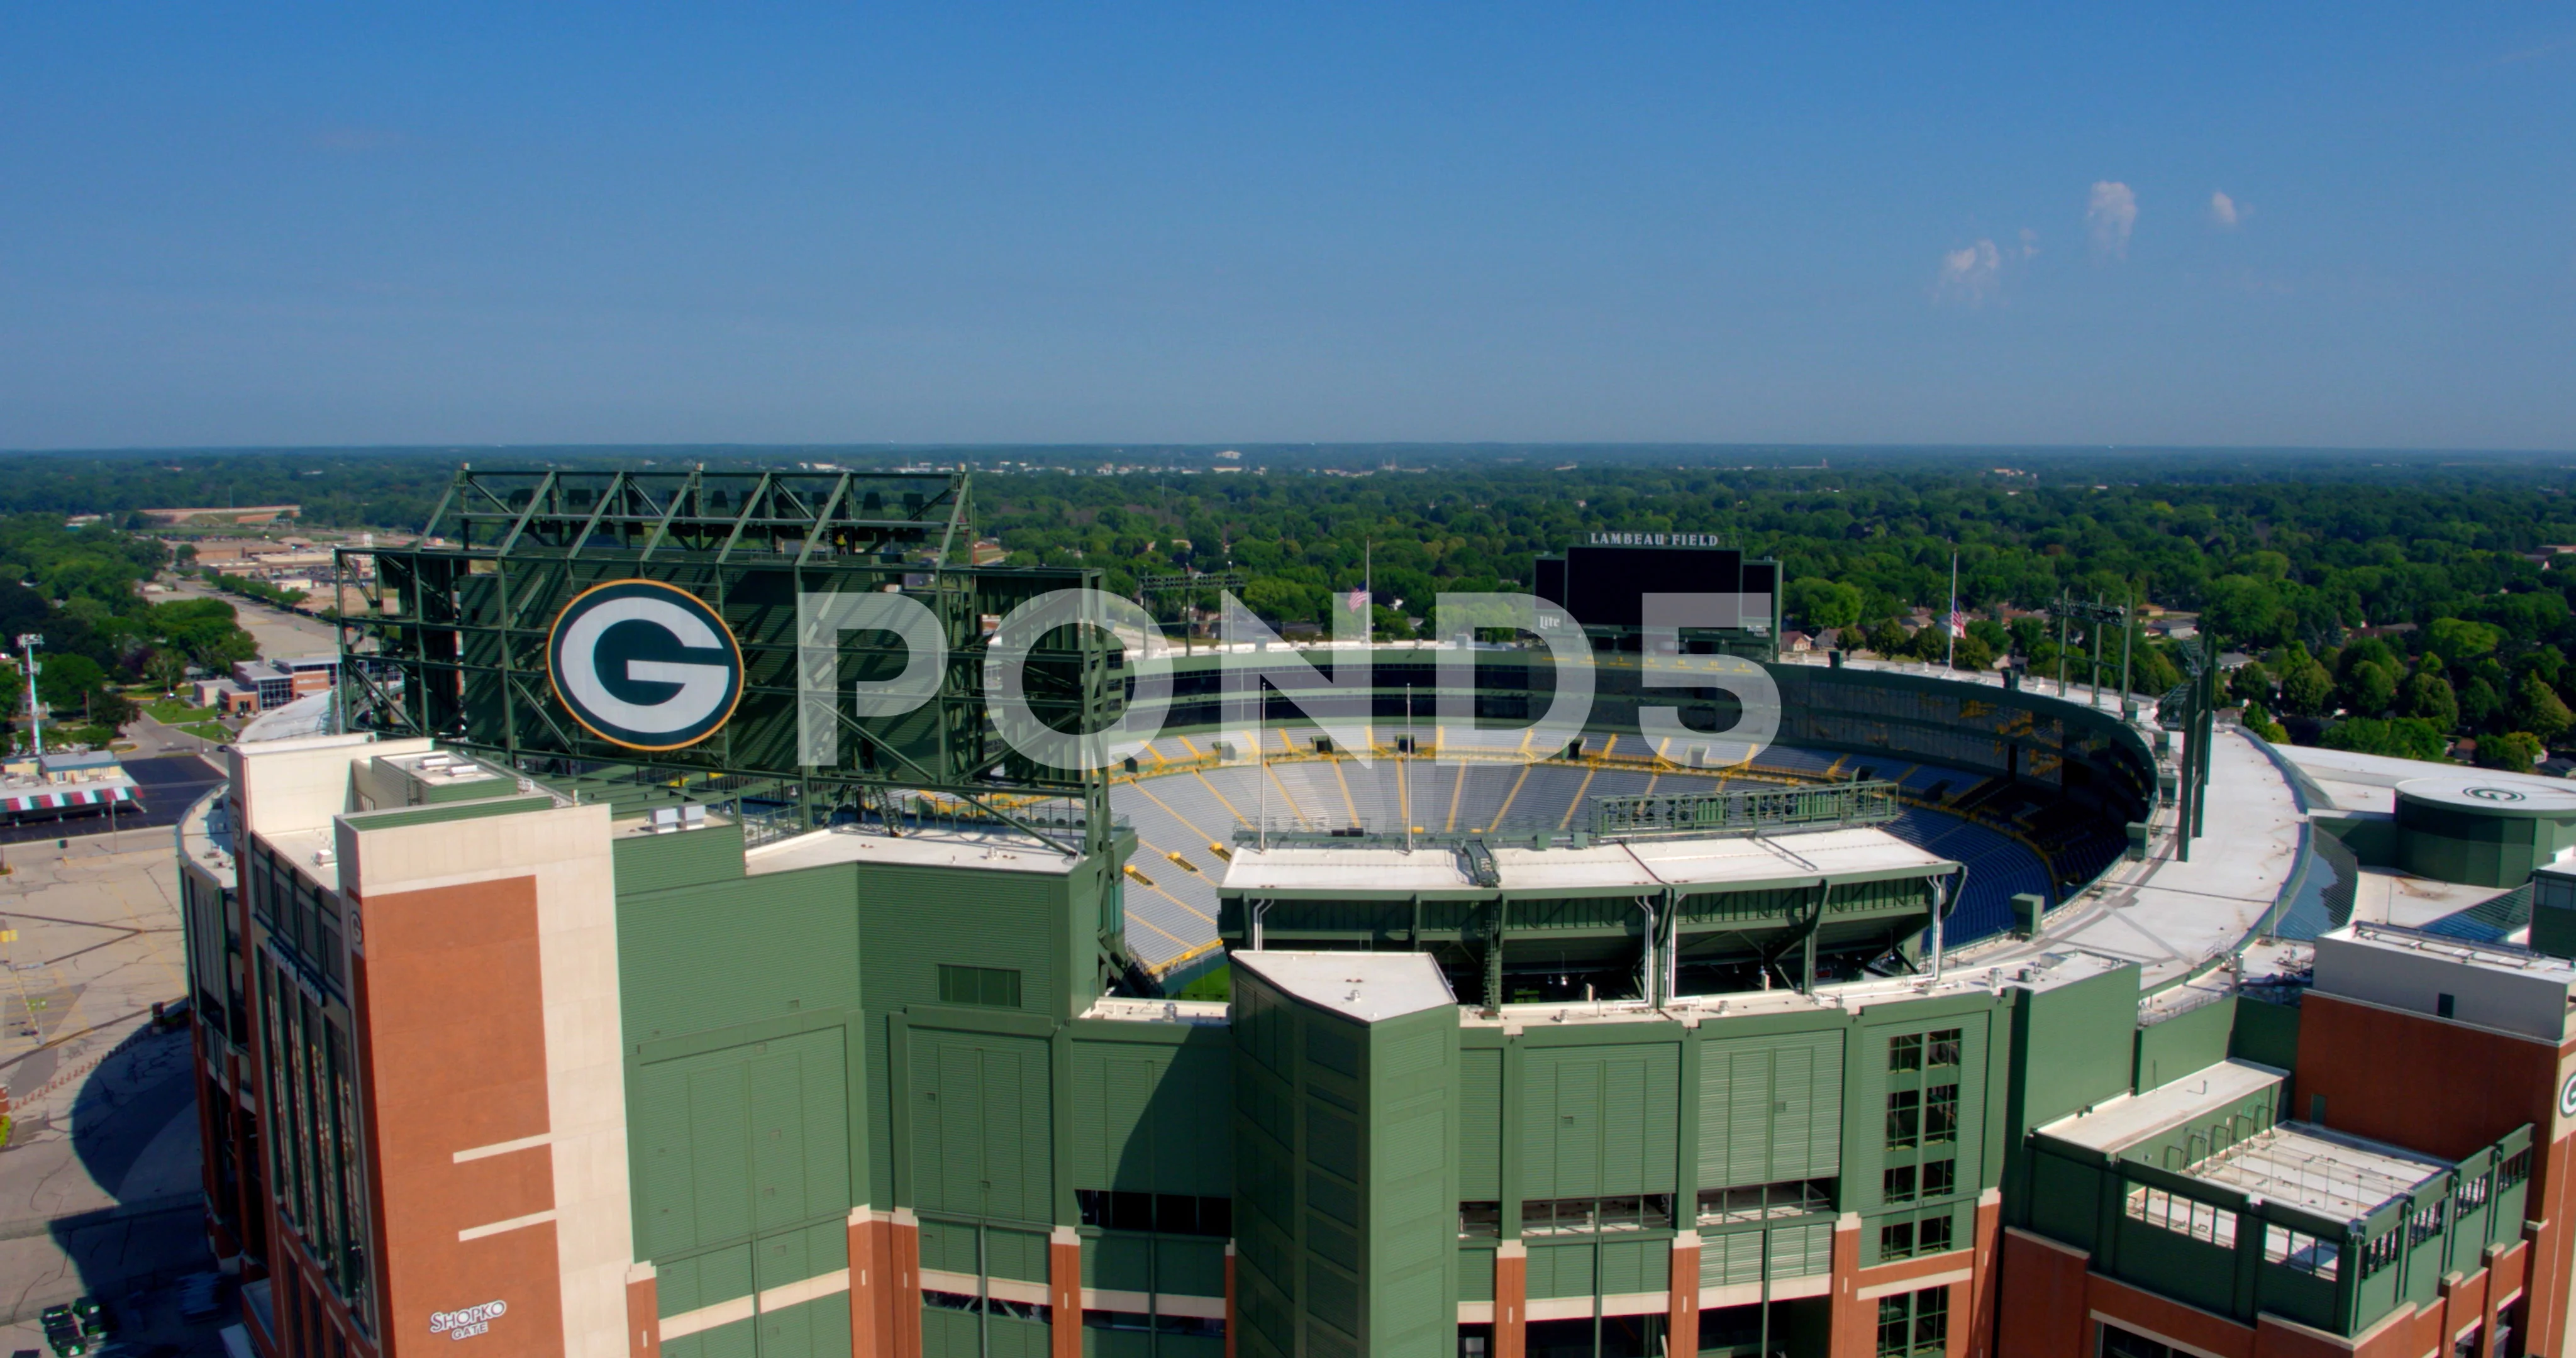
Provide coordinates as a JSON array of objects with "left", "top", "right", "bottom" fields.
[
  {"left": 938, "top": 964, "right": 1024, "bottom": 1009},
  {"left": 920, "top": 1292, "right": 1226, "bottom": 1341},
  {"left": 2124, "top": 1186, "right": 2237, "bottom": 1249},
  {"left": 1882, "top": 1161, "right": 1955, "bottom": 1205},
  {"left": 1469, "top": 1181, "right": 1846, "bottom": 1239},
  {"left": 1074, "top": 1190, "right": 1233, "bottom": 1238},
  {"left": 256, "top": 954, "right": 374, "bottom": 1334},
  {"left": 1888, "top": 1028, "right": 1964, "bottom": 1073},
  {"left": 1878, "top": 1214, "right": 1955, "bottom": 1261},
  {"left": 1885, "top": 1085, "right": 1960, "bottom": 1150},
  {"left": 1875, "top": 1285, "right": 1949, "bottom": 1358}
]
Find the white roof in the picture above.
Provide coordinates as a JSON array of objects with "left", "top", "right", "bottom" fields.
[
  {"left": 2190, "top": 1122, "right": 2451, "bottom": 1220},
  {"left": 2040, "top": 1058, "right": 2287, "bottom": 1155},
  {"left": 1233, "top": 950, "right": 1455, "bottom": 1023},
  {"left": 1221, "top": 825, "right": 1949, "bottom": 895},
  {"left": 747, "top": 824, "right": 1082, "bottom": 877}
]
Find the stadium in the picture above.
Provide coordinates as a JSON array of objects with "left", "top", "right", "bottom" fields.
[{"left": 174, "top": 470, "right": 2576, "bottom": 1358}]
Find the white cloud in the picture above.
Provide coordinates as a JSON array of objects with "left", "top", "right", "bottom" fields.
[
  {"left": 2087, "top": 180, "right": 2138, "bottom": 258},
  {"left": 2209, "top": 190, "right": 2240, "bottom": 229},
  {"left": 1935, "top": 239, "right": 2003, "bottom": 304},
  {"left": 2019, "top": 228, "right": 2040, "bottom": 258}
]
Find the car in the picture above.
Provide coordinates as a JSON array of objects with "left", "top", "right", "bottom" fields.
[
  {"left": 38, "top": 1306, "right": 87, "bottom": 1358},
  {"left": 69, "top": 1298, "right": 108, "bottom": 1339}
]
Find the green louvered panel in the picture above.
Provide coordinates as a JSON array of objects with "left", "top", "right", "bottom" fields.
[
  {"left": 1459, "top": 1049, "right": 1502, "bottom": 1199},
  {"left": 1090, "top": 1232, "right": 1153, "bottom": 1291},
  {"left": 1069, "top": 1036, "right": 1234, "bottom": 1196},
  {"left": 754, "top": 1218, "right": 849, "bottom": 1291},
  {"left": 760, "top": 1290, "right": 852, "bottom": 1358},
  {"left": 690, "top": 1065, "right": 757, "bottom": 1245},
  {"left": 1702, "top": 1229, "right": 1762, "bottom": 1288},
  {"left": 1701, "top": 1030, "right": 1843, "bottom": 1190},
  {"left": 1157, "top": 1236, "right": 1228, "bottom": 1296},
  {"left": 1459, "top": 1248, "right": 1496, "bottom": 1301},
  {"left": 750, "top": 1032, "right": 851, "bottom": 1232},
  {"left": 1530, "top": 1241, "right": 1595, "bottom": 1298},
  {"left": 1773, "top": 1221, "right": 1834, "bottom": 1276},
  {"left": 657, "top": 1245, "right": 757, "bottom": 1358},
  {"left": 911, "top": 1030, "right": 1052, "bottom": 1223},
  {"left": 989, "top": 1225, "right": 1049, "bottom": 1283},
  {"left": 987, "top": 1315, "right": 1048, "bottom": 1358},
  {"left": 921, "top": 1306, "right": 980, "bottom": 1358},
  {"left": 1523, "top": 1045, "right": 1681, "bottom": 1198},
  {"left": 919, "top": 1218, "right": 980, "bottom": 1274},
  {"left": 636, "top": 1029, "right": 850, "bottom": 1259},
  {"left": 1699, "top": 1223, "right": 1833, "bottom": 1288},
  {"left": 1599, "top": 1238, "right": 1660, "bottom": 1295}
]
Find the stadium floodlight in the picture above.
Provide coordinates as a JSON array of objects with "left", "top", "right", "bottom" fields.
[{"left": 14, "top": 633, "right": 41, "bottom": 756}]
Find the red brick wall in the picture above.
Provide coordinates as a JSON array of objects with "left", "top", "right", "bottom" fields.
[{"left": 352, "top": 873, "right": 564, "bottom": 1355}]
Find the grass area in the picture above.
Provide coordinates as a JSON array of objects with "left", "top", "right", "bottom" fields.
[
  {"left": 145, "top": 698, "right": 217, "bottom": 723},
  {"left": 174, "top": 720, "right": 230, "bottom": 742},
  {"left": 1169, "top": 964, "right": 1230, "bottom": 1002}
]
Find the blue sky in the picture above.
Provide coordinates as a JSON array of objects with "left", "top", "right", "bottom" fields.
[{"left": 2, "top": 4, "right": 2569, "bottom": 450}]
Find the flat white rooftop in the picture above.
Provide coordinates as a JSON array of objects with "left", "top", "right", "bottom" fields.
[
  {"left": 2191, "top": 1123, "right": 2450, "bottom": 1222},
  {"left": 747, "top": 823, "right": 1083, "bottom": 877},
  {"left": 2040, "top": 1058, "right": 2287, "bottom": 1156},
  {"left": 1221, "top": 825, "right": 1950, "bottom": 895},
  {"left": 1234, "top": 949, "right": 1455, "bottom": 1023}
]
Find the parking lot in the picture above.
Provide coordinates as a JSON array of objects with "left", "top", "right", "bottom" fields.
[{"left": 0, "top": 820, "right": 223, "bottom": 1349}]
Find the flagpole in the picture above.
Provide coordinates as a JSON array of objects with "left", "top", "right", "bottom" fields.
[{"left": 1945, "top": 552, "right": 1958, "bottom": 670}]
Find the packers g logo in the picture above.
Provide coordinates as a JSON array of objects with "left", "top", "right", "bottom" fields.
[{"left": 547, "top": 579, "right": 744, "bottom": 751}]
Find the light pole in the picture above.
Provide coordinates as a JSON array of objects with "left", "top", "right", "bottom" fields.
[{"left": 14, "top": 634, "right": 40, "bottom": 757}]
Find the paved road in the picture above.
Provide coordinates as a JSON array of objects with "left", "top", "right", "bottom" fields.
[
  {"left": 160, "top": 579, "right": 338, "bottom": 659},
  {"left": 0, "top": 755, "right": 223, "bottom": 849}
]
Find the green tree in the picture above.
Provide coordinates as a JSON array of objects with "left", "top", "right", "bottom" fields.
[
  {"left": 2459, "top": 676, "right": 2504, "bottom": 731},
  {"left": 2228, "top": 661, "right": 2275, "bottom": 708},
  {"left": 1785, "top": 578, "right": 1864, "bottom": 631},
  {"left": 2425, "top": 617, "right": 2503, "bottom": 661},
  {"left": 2475, "top": 731, "right": 2545, "bottom": 773},
  {"left": 2278, "top": 650, "right": 2334, "bottom": 716},
  {"left": 2322, "top": 717, "right": 2448, "bottom": 761},
  {"left": 1864, "top": 619, "right": 1907, "bottom": 656},
  {"left": 2400, "top": 671, "right": 2459, "bottom": 731},
  {"left": 34, "top": 653, "right": 106, "bottom": 708},
  {"left": 2339, "top": 661, "right": 2398, "bottom": 717},
  {"left": 2514, "top": 672, "right": 2574, "bottom": 745},
  {"left": 2241, "top": 701, "right": 2289, "bottom": 743}
]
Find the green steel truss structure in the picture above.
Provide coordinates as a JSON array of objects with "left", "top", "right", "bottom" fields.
[{"left": 335, "top": 466, "right": 1129, "bottom": 853}]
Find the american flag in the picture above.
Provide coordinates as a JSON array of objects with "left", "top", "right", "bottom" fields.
[
  {"left": 1948, "top": 609, "right": 1967, "bottom": 638},
  {"left": 1346, "top": 587, "right": 1370, "bottom": 614}
]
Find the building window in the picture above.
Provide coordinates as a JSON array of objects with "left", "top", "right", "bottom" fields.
[
  {"left": 1521, "top": 1195, "right": 1674, "bottom": 1235},
  {"left": 2499, "top": 1148, "right": 2533, "bottom": 1191},
  {"left": 1696, "top": 1179, "right": 1833, "bottom": 1225},
  {"left": 1074, "top": 1190, "right": 1230, "bottom": 1237},
  {"left": 1875, "top": 1286, "right": 1947, "bottom": 1358},
  {"left": 1884, "top": 1165, "right": 1916, "bottom": 1204},
  {"left": 1927, "top": 1027, "right": 1963, "bottom": 1067},
  {"left": 2358, "top": 1230, "right": 2402, "bottom": 1278},
  {"left": 1886, "top": 1090, "right": 1921, "bottom": 1149},
  {"left": 1923, "top": 1084, "right": 1960, "bottom": 1144},
  {"left": 1889, "top": 1034, "right": 1923, "bottom": 1072},
  {"left": 2099, "top": 1323, "right": 2175, "bottom": 1358},
  {"left": 2405, "top": 1200, "right": 2445, "bottom": 1247},
  {"left": 1879, "top": 1213, "right": 1953, "bottom": 1262},
  {"left": 2263, "top": 1225, "right": 2340, "bottom": 1279},
  {"left": 938, "top": 964, "right": 1022, "bottom": 1008},
  {"left": 2123, "top": 1186, "right": 2238, "bottom": 1248},
  {"left": 2456, "top": 1173, "right": 2491, "bottom": 1215},
  {"left": 1457, "top": 1201, "right": 1501, "bottom": 1239},
  {"left": 1921, "top": 1159, "right": 1955, "bottom": 1198}
]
